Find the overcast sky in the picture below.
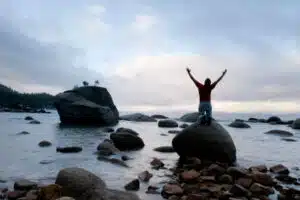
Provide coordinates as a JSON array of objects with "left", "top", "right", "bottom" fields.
[{"left": 0, "top": 0, "right": 299, "bottom": 113}]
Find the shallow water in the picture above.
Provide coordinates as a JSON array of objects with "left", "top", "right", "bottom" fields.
[{"left": 0, "top": 111, "right": 300, "bottom": 199}]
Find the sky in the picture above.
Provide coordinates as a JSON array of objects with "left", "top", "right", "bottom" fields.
[{"left": 0, "top": 0, "right": 299, "bottom": 113}]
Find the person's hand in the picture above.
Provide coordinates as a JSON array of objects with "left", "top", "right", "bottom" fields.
[
  {"left": 223, "top": 69, "right": 227, "bottom": 75},
  {"left": 186, "top": 68, "right": 191, "bottom": 73}
]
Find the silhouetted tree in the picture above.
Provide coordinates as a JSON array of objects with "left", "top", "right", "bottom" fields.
[
  {"left": 82, "top": 81, "right": 89, "bottom": 86},
  {"left": 94, "top": 80, "right": 99, "bottom": 86},
  {"left": 73, "top": 85, "right": 79, "bottom": 89}
]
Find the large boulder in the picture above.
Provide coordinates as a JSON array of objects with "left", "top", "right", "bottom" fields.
[
  {"left": 292, "top": 118, "right": 300, "bottom": 129},
  {"left": 179, "top": 112, "right": 199, "bottom": 123},
  {"left": 172, "top": 120, "right": 236, "bottom": 164},
  {"left": 264, "top": 130, "right": 293, "bottom": 137},
  {"left": 54, "top": 86, "right": 119, "bottom": 126},
  {"left": 55, "top": 167, "right": 140, "bottom": 200},
  {"left": 119, "top": 113, "right": 156, "bottom": 122}
]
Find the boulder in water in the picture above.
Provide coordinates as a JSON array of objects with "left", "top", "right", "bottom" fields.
[
  {"left": 248, "top": 118, "right": 258, "bottom": 122},
  {"left": 110, "top": 132, "right": 144, "bottom": 151},
  {"left": 29, "top": 120, "right": 41, "bottom": 124},
  {"left": 119, "top": 113, "right": 156, "bottom": 122},
  {"left": 179, "top": 123, "right": 189, "bottom": 129},
  {"left": 54, "top": 86, "right": 119, "bottom": 126},
  {"left": 96, "top": 140, "right": 120, "bottom": 156},
  {"left": 153, "top": 146, "right": 175, "bottom": 153},
  {"left": 115, "top": 127, "right": 139, "bottom": 136},
  {"left": 38, "top": 140, "right": 52, "bottom": 147},
  {"left": 172, "top": 120, "right": 236, "bottom": 164},
  {"left": 292, "top": 118, "right": 300, "bottom": 129},
  {"left": 228, "top": 121, "right": 251, "bottom": 128},
  {"left": 179, "top": 112, "right": 199, "bottom": 123},
  {"left": 267, "top": 116, "right": 282, "bottom": 124},
  {"left": 24, "top": 116, "right": 34, "bottom": 120},
  {"left": 158, "top": 119, "right": 178, "bottom": 128}
]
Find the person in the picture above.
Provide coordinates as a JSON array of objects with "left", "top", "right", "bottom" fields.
[{"left": 186, "top": 67, "right": 227, "bottom": 125}]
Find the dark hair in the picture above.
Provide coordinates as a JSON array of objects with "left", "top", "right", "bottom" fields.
[{"left": 204, "top": 78, "right": 211, "bottom": 86}]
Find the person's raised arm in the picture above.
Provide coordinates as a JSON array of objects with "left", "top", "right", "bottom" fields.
[
  {"left": 211, "top": 69, "right": 227, "bottom": 88},
  {"left": 186, "top": 68, "right": 202, "bottom": 87}
]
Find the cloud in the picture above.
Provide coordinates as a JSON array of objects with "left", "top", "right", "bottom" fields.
[{"left": 131, "top": 15, "right": 157, "bottom": 32}]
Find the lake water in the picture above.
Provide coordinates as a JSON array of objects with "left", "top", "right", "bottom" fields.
[{"left": 0, "top": 110, "right": 300, "bottom": 200}]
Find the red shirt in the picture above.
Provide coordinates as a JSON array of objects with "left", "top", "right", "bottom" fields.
[{"left": 196, "top": 82, "right": 216, "bottom": 102}]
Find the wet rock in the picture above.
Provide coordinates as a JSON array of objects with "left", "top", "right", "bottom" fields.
[
  {"left": 154, "top": 146, "right": 175, "bottom": 153},
  {"left": 264, "top": 130, "right": 293, "bottom": 137},
  {"left": 25, "top": 190, "right": 38, "bottom": 200},
  {"left": 172, "top": 121, "right": 237, "bottom": 164},
  {"left": 150, "top": 158, "right": 165, "bottom": 170},
  {"left": 161, "top": 133, "right": 168, "bottom": 136},
  {"left": 29, "top": 120, "right": 41, "bottom": 124},
  {"left": 236, "top": 177, "right": 253, "bottom": 189},
  {"left": 55, "top": 167, "right": 106, "bottom": 199},
  {"left": 14, "top": 179, "right": 37, "bottom": 191},
  {"left": 292, "top": 118, "right": 300, "bottom": 129},
  {"left": 7, "top": 191, "right": 26, "bottom": 200},
  {"left": 179, "top": 124, "right": 189, "bottom": 129},
  {"left": 218, "top": 174, "right": 233, "bottom": 184},
  {"left": 267, "top": 116, "right": 282, "bottom": 124},
  {"left": 97, "top": 156, "right": 129, "bottom": 168},
  {"left": 151, "top": 114, "right": 168, "bottom": 119},
  {"left": 102, "top": 127, "right": 114, "bottom": 133},
  {"left": 24, "top": 116, "right": 34, "bottom": 120},
  {"left": 115, "top": 127, "right": 139, "bottom": 136},
  {"left": 270, "top": 164, "right": 289, "bottom": 175},
  {"left": 104, "top": 189, "right": 141, "bottom": 200},
  {"left": 249, "top": 165, "right": 268, "bottom": 173},
  {"left": 207, "top": 164, "right": 226, "bottom": 176},
  {"left": 37, "top": 184, "right": 62, "bottom": 200},
  {"left": 124, "top": 179, "right": 139, "bottom": 191},
  {"left": 110, "top": 132, "right": 144, "bottom": 151},
  {"left": 229, "top": 184, "right": 250, "bottom": 197},
  {"left": 96, "top": 140, "right": 120, "bottom": 156},
  {"left": 251, "top": 172, "right": 275, "bottom": 186},
  {"left": 168, "top": 195, "right": 180, "bottom": 200},
  {"left": 275, "top": 175, "right": 297, "bottom": 184},
  {"left": 180, "top": 170, "right": 200, "bottom": 182},
  {"left": 158, "top": 120, "right": 179, "bottom": 128},
  {"left": 249, "top": 183, "right": 274, "bottom": 196},
  {"left": 198, "top": 176, "right": 216, "bottom": 182},
  {"left": 17, "top": 131, "right": 30, "bottom": 135},
  {"left": 227, "top": 167, "right": 249, "bottom": 178},
  {"left": 146, "top": 186, "right": 161, "bottom": 194},
  {"left": 161, "top": 184, "right": 184, "bottom": 199},
  {"left": 281, "top": 138, "right": 297, "bottom": 142},
  {"left": 138, "top": 171, "right": 153, "bottom": 182},
  {"left": 38, "top": 140, "right": 52, "bottom": 147},
  {"left": 119, "top": 113, "right": 156, "bottom": 122},
  {"left": 186, "top": 193, "right": 210, "bottom": 200},
  {"left": 168, "top": 130, "right": 181, "bottom": 134},
  {"left": 228, "top": 121, "right": 251, "bottom": 128},
  {"left": 258, "top": 119, "right": 267, "bottom": 123},
  {"left": 56, "top": 146, "right": 82, "bottom": 153}
]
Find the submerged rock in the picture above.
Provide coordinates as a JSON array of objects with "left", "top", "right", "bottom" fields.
[
  {"left": 14, "top": 179, "right": 37, "bottom": 191},
  {"left": 29, "top": 120, "right": 41, "bottom": 124},
  {"left": 24, "top": 116, "right": 34, "bottom": 120},
  {"left": 172, "top": 120, "right": 236, "bottom": 164},
  {"left": 96, "top": 140, "right": 120, "bottom": 156},
  {"left": 264, "top": 130, "right": 293, "bottom": 137},
  {"left": 54, "top": 86, "right": 119, "bottom": 126},
  {"left": 228, "top": 121, "right": 251, "bottom": 128},
  {"left": 168, "top": 130, "right": 181, "bottom": 134},
  {"left": 38, "top": 140, "right": 52, "bottom": 147},
  {"left": 124, "top": 179, "right": 140, "bottom": 191},
  {"left": 17, "top": 131, "right": 30, "bottom": 135},
  {"left": 179, "top": 123, "right": 189, "bottom": 129},
  {"left": 138, "top": 171, "right": 153, "bottom": 182},
  {"left": 56, "top": 146, "right": 82, "bottom": 153},
  {"left": 158, "top": 119, "right": 179, "bottom": 128},
  {"left": 97, "top": 155, "right": 129, "bottom": 168},
  {"left": 270, "top": 164, "right": 289, "bottom": 175},
  {"left": 119, "top": 113, "right": 156, "bottom": 122},
  {"left": 282, "top": 138, "right": 297, "bottom": 142}
]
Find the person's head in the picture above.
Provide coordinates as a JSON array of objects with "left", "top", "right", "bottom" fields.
[{"left": 204, "top": 78, "right": 211, "bottom": 86}]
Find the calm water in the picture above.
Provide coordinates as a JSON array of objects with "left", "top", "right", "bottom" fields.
[{"left": 0, "top": 110, "right": 300, "bottom": 199}]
